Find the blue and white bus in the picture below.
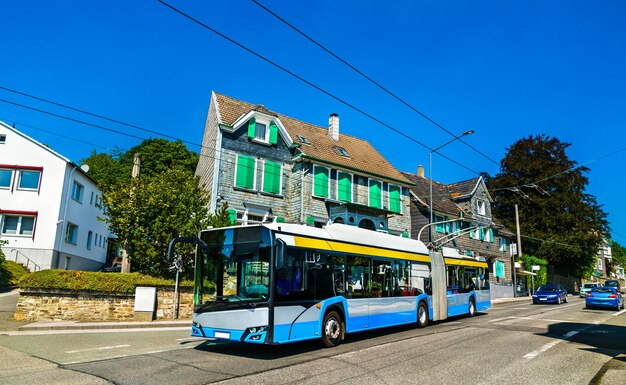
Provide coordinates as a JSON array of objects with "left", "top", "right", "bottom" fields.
[{"left": 187, "top": 222, "right": 490, "bottom": 347}]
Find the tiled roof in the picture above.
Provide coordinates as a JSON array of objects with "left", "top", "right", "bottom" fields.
[
  {"left": 447, "top": 178, "right": 480, "bottom": 199},
  {"left": 214, "top": 92, "right": 413, "bottom": 185},
  {"left": 401, "top": 172, "right": 471, "bottom": 218}
]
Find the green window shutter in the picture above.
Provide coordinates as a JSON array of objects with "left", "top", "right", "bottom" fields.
[
  {"left": 456, "top": 221, "right": 461, "bottom": 235},
  {"left": 227, "top": 208, "right": 237, "bottom": 225},
  {"left": 369, "top": 180, "right": 382, "bottom": 209},
  {"left": 489, "top": 228, "right": 494, "bottom": 243},
  {"left": 435, "top": 215, "right": 444, "bottom": 233},
  {"left": 470, "top": 228, "right": 476, "bottom": 239},
  {"left": 479, "top": 226, "right": 485, "bottom": 241},
  {"left": 495, "top": 261, "right": 505, "bottom": 278},
  {"left": 275, "top": 216, "right": 285, "bottom": 223},
  {"left": 337, "top": 171, "right": 352, "bottom": 202},
  {"left": 313, "top": 166, "right": 329, "bottom": 197},
  {"left": 306, "top": 215, "right": 315, "bottom": 225},
  {"left": 445, "top": 216, "right": 451, "bottom": 234},
  {"left": 247, "top": 117, "right": 256, "bottom": 139},
  {"left": 263, "top": 161, "right": 281, "bottom": 194},
  {"left": 401, "top": 232, "right": 409, "bottom": 238},
  {"left": 389, "top": 185, "right": 401, "bottom": 213},
  {"left": 235, "top": 155, "right": 255, "bottom": 189},
  {"left": 268, "top": 122, "right": 278, "bottom": 145}
]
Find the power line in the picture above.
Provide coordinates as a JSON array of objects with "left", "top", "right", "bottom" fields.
[
  {"left": 251, "top": 0, "right": 501, "bottom": 168},
  {"left": 156, "top": 0, "right": 481, "bottom": 176}
]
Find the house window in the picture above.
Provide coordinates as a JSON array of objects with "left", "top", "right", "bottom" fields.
[
  {"left": 0, "top": 134, "right": 6, "bottom": 144},
  {"left": 368, "top": 179, "right": 382, "bottom": 209},
  {"left": 65, "top": 223, "right": 78, "bottom": 245},
  {"left": 477, "top": 200, "right": 486, "bottom": 216},
  {"left": 335, "top": 146, "right": 350, "bottom": 157},
  {"left": 87, "top": 231, "right": 93, "bottom": 250},
  {"left": 388, "top": 184, "right": 402, "bottom": 214},
  {"left": 499, "top": 238, "right": 508, "bottom": 252},
  {"left": 18, "top": 170, "right": 41, "bottom": 190},
  {"left": 247, "top": 117, "right": 278, "bottom": 145},
  {"left": 312, "top": 165, "right": 330, "bottom": 198},
  {"left": 262, "top": 160, "right": 282, "bottom": 195},
  {"left": 0, "top": 169, "right": 13, "bottom": 189},
  {"left": 297, "top": 135, "right": 310, "bottom": 145},
  {"left": 337, "top": 171, "right": 352, "bottom": 203},
  {"left": 435, "top": 214, "right": 445, "bottom": 233},
  {"left": 71, "top": 181, "right": 84, "bottom": 203},
  {"left": 234, "top": 154, "right": 256, "bottom": 190},
  {"left": 90, "top": 191, "right": 94, "bottom": 205},
  {"left": 487, "top": 228, "right": 494, "bottom": 243},
  {"left": 1, "top": 215, "right": 35, "bottom": 236},
  {"left": 597, "top": 258, "right": 603, "bottom": 270}
]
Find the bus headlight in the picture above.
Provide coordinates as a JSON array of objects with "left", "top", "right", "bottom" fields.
[{"left": 247, "top": 326, "right": 267, "bottom": 334}]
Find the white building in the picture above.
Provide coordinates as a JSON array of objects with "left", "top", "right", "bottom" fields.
[{"left": 0, "top": 121, "right": 110, "bottom": 271}]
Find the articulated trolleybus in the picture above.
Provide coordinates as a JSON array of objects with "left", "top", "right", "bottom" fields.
[{"left": 189, "top": 222, "right": 490, "bottom": 347}]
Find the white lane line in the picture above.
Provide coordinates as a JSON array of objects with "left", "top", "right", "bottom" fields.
[
  {"left": 523, "top": 331, "right": 579, "bottom": 360},
  {"left": 176, "top": 337, "right": 205, "bottom": 342},
  {"left": 65, "top": 344, "right": 130, "bottom": 354},
  {"left": 612, "top": 308, "right": 626, "bottom": 316}
]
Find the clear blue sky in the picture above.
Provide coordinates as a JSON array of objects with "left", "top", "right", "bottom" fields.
[{"left": 2, "top": 1, "right": 626, "bottom": 244}]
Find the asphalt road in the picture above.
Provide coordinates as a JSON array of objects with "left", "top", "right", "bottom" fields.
[{"left": 1, "top": 296, "right": 625, "bottom": 385}]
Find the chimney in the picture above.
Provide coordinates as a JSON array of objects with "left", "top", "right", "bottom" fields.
[
  {"left": 417, "top": 165, "right": 424, "bottom": 178},
  {"left": 328, "top": 113, "right": 339, "bottom": 141}
]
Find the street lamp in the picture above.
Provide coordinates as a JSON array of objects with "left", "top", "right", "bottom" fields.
[{"left": 429, "top": 130, "right": 474, "bottom": 243}]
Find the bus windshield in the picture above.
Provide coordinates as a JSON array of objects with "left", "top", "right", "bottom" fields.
[{"left": 195, "top": 226, "right": 272, "bottom": 307}]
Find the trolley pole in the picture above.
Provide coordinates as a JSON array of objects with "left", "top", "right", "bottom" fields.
[{"left": 514, "top": 204, "right": 522, "bottom": 297}]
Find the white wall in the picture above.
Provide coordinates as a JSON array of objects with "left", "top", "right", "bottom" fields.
[{"left": 0, "top": 122, "right": 109, "bottom": 271}]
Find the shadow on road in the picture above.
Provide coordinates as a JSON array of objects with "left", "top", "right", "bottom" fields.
[{"left": 537, "top": 320, "right": 626, "bottom": 355}]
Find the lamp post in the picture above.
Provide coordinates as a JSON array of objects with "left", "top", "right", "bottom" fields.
[{"left": 429, "top": 130, "right": 474, "bottom": 243}]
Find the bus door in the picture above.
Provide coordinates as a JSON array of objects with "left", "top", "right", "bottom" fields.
[
  {"left": 429, "top": 250, "right": 448, "bottom": 321},
  {"left": 345, "top": 256, "right": 369, "bottom": 331}
]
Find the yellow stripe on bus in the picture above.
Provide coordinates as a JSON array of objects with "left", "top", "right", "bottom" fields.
[
  {"left": 444, "top": 258, "right": 488, "bottom": 268},
  {"left": 293, "top": 236, "right": 431, "bottom": 263}
]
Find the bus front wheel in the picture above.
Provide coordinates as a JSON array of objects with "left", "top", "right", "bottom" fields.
[
  {"left": 417, "top": 302, "right": 429, "bottom": 328},
  {"left": 468, "top": 298, "right": 476, "bottom": 317},
  {"left": 321, "top": 311, "right": 343, "bottom": 348}
]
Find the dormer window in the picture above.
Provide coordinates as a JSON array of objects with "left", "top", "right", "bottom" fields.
[
  {"left": 297, "top": 135, "right": 310, "bottom": 145},
  {"left": 335, "top": 146, "right": 349, "bottom": 157},
  {"left": 477, "top": 200, "right": 486, "bottom": 215},
  {"left": 247, "top": 117, "right": 278, "bottom": 145},
  {"left": 0, "top": 134, "right": 6, "bottom": 144}
]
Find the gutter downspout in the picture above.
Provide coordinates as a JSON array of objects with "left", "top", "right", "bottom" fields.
[{"left": 300, "top": 163, "right": 306, "bottom": 224}]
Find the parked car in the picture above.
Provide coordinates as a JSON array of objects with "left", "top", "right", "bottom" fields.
[
  {"left": 603, "top": 280, "right": 623, "bottom": 294},
  {"left": 532, "top": 284, "right": 568, "bottom": 304},
  {"left": 585, "top": 287, "right": 624, "bottom": 310},
  {"left": 579, "top": 282, "right": 600, "bottom": 298}
]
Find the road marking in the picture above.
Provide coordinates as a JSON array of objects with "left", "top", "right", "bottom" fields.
[
  {"left": 2, "top": 326, "right": 190, "bottom": 336},
  {"left": 176, "top": 337, "right": 206, "bottom": 341},
  {"left": 65, "top": 344, "right": 130, "bottom": 354},
  {"left": 612, "top": 308, "right": 626, "bottom": 316},
  {"left": 523, "top": 331, "right": 579, "bottom": 360}
]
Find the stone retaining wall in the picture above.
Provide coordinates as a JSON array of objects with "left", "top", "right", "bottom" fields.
[{"left": 14, "top": 287, "right": 194, "bottom": 322}]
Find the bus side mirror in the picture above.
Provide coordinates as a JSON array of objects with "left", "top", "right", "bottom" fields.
[{"left": 275, "top": 238, "right": 286, "bottom": 268}]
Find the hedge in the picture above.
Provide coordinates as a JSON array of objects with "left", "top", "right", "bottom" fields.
[
  {"left": 0, "top": 261, "right": 29, "bottom": 287},
  {"left": 18, "top": 270, "right": 193, "bottom": 293}
]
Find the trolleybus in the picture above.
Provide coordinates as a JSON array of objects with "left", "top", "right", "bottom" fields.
[{"left": 183, "top": 222, "right": 490, "bottom": 347}]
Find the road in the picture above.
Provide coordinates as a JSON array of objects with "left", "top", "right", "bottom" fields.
[{"left": 0, "top": 296, "right": 625, "bottom": 385}]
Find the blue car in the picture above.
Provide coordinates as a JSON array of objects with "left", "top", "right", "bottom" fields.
[
  {"left": 532, "top": 284, "right": 568, "bottom": 304},
  {"left": 585, "top": 287, "right": 625, "bottom": 310}
]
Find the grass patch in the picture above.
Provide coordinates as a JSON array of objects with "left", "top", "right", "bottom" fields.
[{"left": 18, "top": 270, "right": 194, "bottom": 293}]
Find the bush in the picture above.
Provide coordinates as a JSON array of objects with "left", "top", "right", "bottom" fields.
[
  {"left": 18, "top": 270, "right": 193, "bottom": 293},
  {"left": 0, "top": 260, "right": 29, "bottom": 287}
]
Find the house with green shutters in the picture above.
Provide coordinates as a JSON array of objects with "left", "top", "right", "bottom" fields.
[{"left": 195, "top": 92, "right": 414, "bottom": 235}]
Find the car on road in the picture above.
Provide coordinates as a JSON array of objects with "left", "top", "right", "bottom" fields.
[
  {"left": 585, "top": 287, "right": 624, "bottom": 310},
  {"left": 532, "top": 284, "right": 568, "bottom": 304},
  {"left": 579, "top": 282, "right": 600, "bottom": 298},
  {"left": 603, "top": 280, "right": 623, "bottom": 294}
]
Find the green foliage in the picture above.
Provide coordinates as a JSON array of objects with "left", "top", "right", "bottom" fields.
[
  {"left": 0, "top": 261, "right": 29, "bottom": 287},
  {"left": 0, "top": 240, "right": 6, "bottom": 265},
  {"left": 118, "top": 138, "right": 199, "bottom": 178},
  {"left": 488, "top": 135, "right": 609, "bottom": 277},
  {"left": 79, "top": 149, "right": 124, "bottom": 191},
  {"left": 104, "top": 168, "right": 210, "bottom": 279},
  {"left": 18, "top": 270, "right": 193, "bottom": 293},
  {"left": 519, "top": 254, "right": 548, "bottom": 286},
  {"left": 610, "top": 240, "right": 626, "bottom": 270}
]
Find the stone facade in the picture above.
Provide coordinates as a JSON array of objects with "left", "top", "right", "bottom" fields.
[{"left": 14, "top": 287, "right": 194, "bottom": 322}]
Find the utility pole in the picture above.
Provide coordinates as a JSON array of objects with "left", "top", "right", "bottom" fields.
[
  {"left": 514, "top": 204, "right": 522, "bottom": 297},
  {"left": 121, "top": 153, "right": 141, "bottom": 273}
]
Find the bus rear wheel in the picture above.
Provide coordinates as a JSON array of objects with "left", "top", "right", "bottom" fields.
[
  {"left": 417, "top": 301, "right": 429, "bottom": 328},
  {"left": 468, "top": 298, "right": 476, "bottom": 317},
  {"left": 321, "top": 311, "right": 343, "bottom": 348}
]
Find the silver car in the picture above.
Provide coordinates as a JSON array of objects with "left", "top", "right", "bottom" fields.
[{"left": 580, "top": 282, "right": 600, "bottom": 298}]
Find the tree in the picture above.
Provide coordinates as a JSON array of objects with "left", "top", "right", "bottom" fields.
[
  {"left": 79, "top": 149, "right": 123, "bottom": 191},
  {"left": 610, "top": 240, "right": 626, "bottom": 269},
  {"left": 103, "top": 168, "right": 210, "bottom": 278},
  {"left": 487, "top": 135, "right": 609, "bottom": 277}
]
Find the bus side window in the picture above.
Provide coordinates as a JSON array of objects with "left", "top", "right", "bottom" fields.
[{"left": 346, "top": 256, "right": 370, "bottom": 298}]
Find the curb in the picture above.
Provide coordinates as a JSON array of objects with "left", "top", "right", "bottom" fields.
[{"left": 17, "top": 319, "right": 191, "bottom": 332}]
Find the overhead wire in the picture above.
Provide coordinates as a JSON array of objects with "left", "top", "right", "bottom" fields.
[
  {"left": 155, "top": 0, "right": 481, "bottom": 176},
  {"left": 251, "top": 0, "right": 501, "bottom": 167}
]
